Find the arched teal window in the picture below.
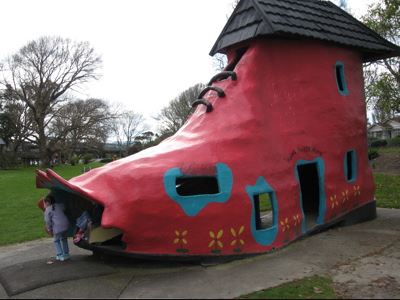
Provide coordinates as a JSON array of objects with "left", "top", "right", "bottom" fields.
[{"left": 335, "top": 61, "right": 349, "bottom": 96}]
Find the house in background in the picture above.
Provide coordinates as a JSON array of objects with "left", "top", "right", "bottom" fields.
[{"left": 368, "top": 118, "right": 400, "bottom": 139}]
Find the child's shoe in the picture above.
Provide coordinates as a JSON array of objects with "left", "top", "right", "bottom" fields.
[
  {"left": 60, "top": 254, "right": 70, "bottom": 261},
  {"left": 56, "top": 254, "right": 63, "bottom": 261}
]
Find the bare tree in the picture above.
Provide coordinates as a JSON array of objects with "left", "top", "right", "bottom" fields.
[
  {"left": 156, "top": 83, "right": 205, "bottom": 138},
  {"left": 50, "top": 98, "right": 112, "bottom": 161},
  {"left": 0, "top": 90, "right": 34, "bottom": 153},
  {"left": 362, "top": 0, "right": 400, "bottom": 118},
  {"left": 338, "top": 0, "right": 348, "bottom": 11},
  {"left": 231, "top": 0, "right": 240, "bottom": 10},
  {"left": 111, "top": 111, "right": 145, "bottom": 157},
  {"left": 0, "top": 36, "right": 102, "bottom": 167},
  {"left": 213, "top": 54, "right": 228, "bottom": 72}
]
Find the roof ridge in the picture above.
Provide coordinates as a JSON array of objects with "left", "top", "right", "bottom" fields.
[
  {"left": 271, "top": 15, "right": 388, "bottom": 44},
  {"left": 263, "top": 1, "right": 346, "bottom": 20},
  {"left": 273, "top": 23, "right": 392, "bottom": 49},
  {"left": 210, "top": 0, "right": 400, "bottom": 60},
  {"left": 260, "top": 0, "right": 331, "bottom": 13},
  {"left": 251, "top": 0, "right": 275, "bottom": 33},
  {"left": 325, "top": 1, "right": 400, "bottom": 51}
]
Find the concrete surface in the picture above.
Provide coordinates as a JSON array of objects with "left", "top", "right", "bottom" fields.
[
  {"left": 332, "top": 239, "right": 400, "bottom": 299},
  {"left": 0, "top": 256, "right": 116, "bottom": 296},
  {"left": 0, "top": 208, "right": 399, "bottom": 299}
]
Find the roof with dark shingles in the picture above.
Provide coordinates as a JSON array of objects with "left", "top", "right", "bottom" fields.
[{"left": 210, "top": 0, "right": 400, "bottom": 62}]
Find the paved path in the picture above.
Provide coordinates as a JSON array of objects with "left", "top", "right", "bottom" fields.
[{"left": 0, "top": 208, "right": 399, "bottom": 299}]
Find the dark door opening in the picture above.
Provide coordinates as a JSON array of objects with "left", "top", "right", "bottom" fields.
[{"left": 297, "top": 163, "right": 320, "bottom": 230}]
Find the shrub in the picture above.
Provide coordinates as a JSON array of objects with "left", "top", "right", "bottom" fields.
[
  {"left": 100, "top": 158, "right": 113, "bottom": 163},
  {"left": 370, "top": 140, "right": 388, "bottom": 148},
  {"left": 0, "top": 152, "right": 18, "bottom": 169},
  {"left": 368, "top": 149, "right": 379, "bottom": 160},
  {"left": 387, "top": 137, "right": 400, "bottom": 147},
  {"left": 128, "top": 144, "right": 142, "bottom": 155},
  {"left": 70, "top": 155, "right": 79, "bottom": 166},
  {"left": 83, "top": 153, "right": 93, "bottom": 164},
  {"left": 368, "top": 137, "right": 379, "bottom": 147}
]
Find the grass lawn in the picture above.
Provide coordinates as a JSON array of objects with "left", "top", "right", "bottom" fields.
[
  {"left": 374, "top": 173, "right": 400, "bottom": 209},
  {"left": 240, "top": 276, "right": 337, "bottom": 299},
  {"left": 0, "top": 162, "right": 104, "bottom": 246},
  {"left": 370, "top": 147, "right": 400, "bottom": 154},
  {"left": 259, "top": 193, "right": 273, "bottom": 212}
]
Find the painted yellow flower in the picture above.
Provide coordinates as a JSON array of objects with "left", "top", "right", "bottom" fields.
[
  {"left": 293, "top": 214, "right": 301, "bottom": 226},
  {"left": 173, "top": 230, "right": 188, "bottom": 245},
  {"left": 209, "top": 230, "right": 224, "bottom": 249},
  {"left": 353, "top": 185, "right": 361, "bottom": 197},
  {"left": 280, "top": 218, "right": 290, "bottom": 232},
  {"left": 342, "top": 190, "right": 349, "bottom": 203},
  {"left": 230, "top": 226, "right": 245, "bottom": 247},
  {"left": 330, "top": 195, "right": 339, "bottom": 209}
]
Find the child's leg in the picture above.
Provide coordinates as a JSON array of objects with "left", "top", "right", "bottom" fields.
[
  {"left": 53, "top": 233, "right": 63, "bottom": 258},
  {"left": 61, "top": 232, "right": 69, "bottom": 256}
]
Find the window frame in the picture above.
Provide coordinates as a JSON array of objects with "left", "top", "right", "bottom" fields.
[
  {"left": 344, "top": 150, "right": 357, "bottom": 183},
  {"left": 335, "top": 61, "right": 349, "bottom": 96}
]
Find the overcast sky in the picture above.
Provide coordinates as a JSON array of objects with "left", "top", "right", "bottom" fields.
[{"left": 0, "top": 0, "right": 378, "bottom": 129}]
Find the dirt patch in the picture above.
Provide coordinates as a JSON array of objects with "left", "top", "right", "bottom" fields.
[
  {"left": 370, "top": 152, "right": 400, "bottom": 175},
  {"left": 331, "top": 239, "right": 400, "bottom": 299}
]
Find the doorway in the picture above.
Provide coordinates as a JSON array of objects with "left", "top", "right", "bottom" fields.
[{"left": 296, "top": 162, "right": 322, "bottom": 231}]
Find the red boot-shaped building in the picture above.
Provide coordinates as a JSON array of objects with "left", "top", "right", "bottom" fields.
[{"left": 37, "top": 0, "right": 400, "bottom": 260}]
